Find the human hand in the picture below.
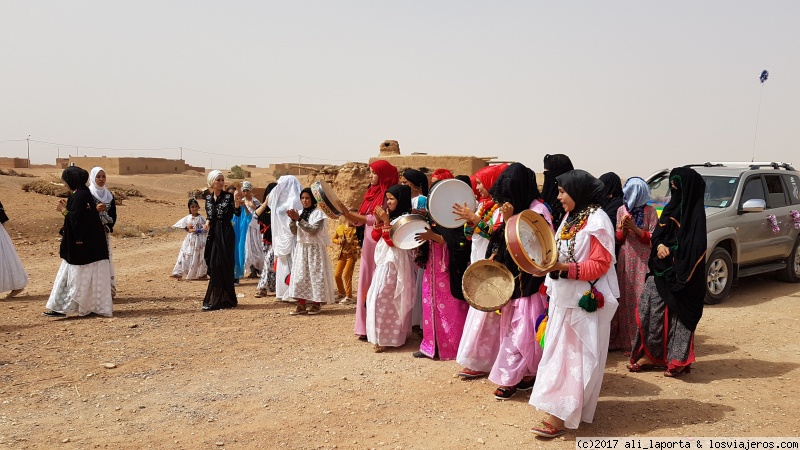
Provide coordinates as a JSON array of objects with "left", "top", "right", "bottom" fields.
[
  {"left": 500, "top": 202, "right": 514, "bottom": 222},
  {"left": 452, "top": 202, "right": 477, "bottom": 224},
  {"left": 287, "top": 209, "right": 300, "bottom": 221},
  {"left": 374, "top": 206, "right": 389, "bottom": 223},
  {"left": 56, "top": 198, "right": 67, "bottom": 212},
  {"left": 96, "top": 203, "right": 106, "bottom": 212},
  {"left": 415, "top": 228, "right": 438, "bottom": 243},
  {"left": 657, "top": 244, "right": 670, "bottom": 259}
]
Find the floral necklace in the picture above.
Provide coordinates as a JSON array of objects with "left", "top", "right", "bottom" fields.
[{"left": 556, "top": 205, "right": 599, "bottom": 263}]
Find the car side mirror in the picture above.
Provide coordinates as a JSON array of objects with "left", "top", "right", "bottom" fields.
[{"left": 740, "top": 198, "right": 766, "bottom": 213}]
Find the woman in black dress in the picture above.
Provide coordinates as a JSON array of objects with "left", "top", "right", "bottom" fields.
[{"left": 202, "top": 170, "right": 241, "bottom": 310}]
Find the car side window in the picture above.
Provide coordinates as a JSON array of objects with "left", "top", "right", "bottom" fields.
[
  {"left": 782, "top": 174, "right": 800, "bottom": 205},
  {"left": 764, "top": 175, "right": 788, "bottom": 208},
  {"left": 741, "top": 176, "right": 765, "bottom": 205}
]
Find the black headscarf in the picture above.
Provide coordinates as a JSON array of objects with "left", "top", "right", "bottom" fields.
[
  {"left": 258, "top": 182, "right": 278, "bottom": 243},
  {"left": 299, "top": 187, "right": 318, "bottom": 222},
  {"left": 187, "top": 198, "right": 199, "bottom": 213},
  {"left": 542, "top": 154, "right": 574, "bottom": 226},
  {"left": 556, "top": 170, "right": 606, "bottom": 223},
  {"left": 62, "top": 166, "right": 89, "bottom": 191},
  {"left": 650, "top": 167, "right": 707, "bottom": 331},
  {"left": 402, "top": 169, "right": 429, "bottom": 197},
  {"left": 386, "top": 184, "right": 412, "bottom": 220},
  {"left": 599, "top": 172, "right": 624, "bottom": 233},
  {"left": 489, "top": 163, "right": 539, "bottom": 216},
  {"left": 454, "top": 174, "right": 471, "bottom": 186},
  {"left": 486, "top": 163, "right": 544, "bottom": 297}
]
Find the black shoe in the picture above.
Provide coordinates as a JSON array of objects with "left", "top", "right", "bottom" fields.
[
  {"left": 412, "top": 351, "right": 427, "bottom": 358},
  {"left": 234, "top": 279, "right": 240, "bottom": 286},
  {"left": 42, "top": 310, "right": 66, "bottom": 317}
]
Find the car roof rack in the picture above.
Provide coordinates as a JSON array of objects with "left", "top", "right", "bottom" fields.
[{"left": 684, "top": 162, "right": 795, "bottom": 171}]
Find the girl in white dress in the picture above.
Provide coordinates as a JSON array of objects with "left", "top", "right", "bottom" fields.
[
  {"left": 0, "top": 200, "right": 28, "bottom": 298},
  {"left": 284, "top": 188, "right": 335, "bottom": 315},
  {"left": 241, "top": 181, "right": 266, "bottom": 278},
  {"left": 171, "top": 198, "right": 208, "bottom": 280}
]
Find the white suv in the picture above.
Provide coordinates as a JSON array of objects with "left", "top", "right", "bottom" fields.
[{"left": 647, "top": 162, "right": 800, "bottom": 304}]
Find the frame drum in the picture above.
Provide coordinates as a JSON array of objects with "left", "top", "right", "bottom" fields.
[
  {"left": 505, "top": 210, "right": 556, "bottom": 274},
  {"left": 389, "top": 214, "right": 428, "bottom": 250},
  {"left": 311, "top": 180, "right": 342, "bottom": 219},
  {"left": 461, "top": 260, "right": 515, "bottom": 312},
  {"left": 427, "top": 179, "right": 477, "bottom": 228}
]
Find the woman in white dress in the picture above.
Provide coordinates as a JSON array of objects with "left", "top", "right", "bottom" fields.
[
  {"left": 240, "top": 181, "right": 265, "bottom": 278},
  {"left": 284, "top": 188, "right": 335, "bottom": 314},
  {"left": 268, "top": 176, "right": 302, "bottom": 300},
  {"left": 365, "top": 184, "right": 416, "bottom": 352},
  {"left": 0, "top": 200, "right": 28, "bottom": 298},
  {"left": 44, "top": 167, "right": 113, "bottom": 317},
  {"left": 89, "top": 167, "right": 117, "bottom": 297},
  {"left": 171, "top": 198, "right": 208, "bottom": 280}
]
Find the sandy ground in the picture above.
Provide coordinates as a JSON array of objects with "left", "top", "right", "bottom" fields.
[{"left": 1, "top": 168, "right": 800, "bottom": 449}]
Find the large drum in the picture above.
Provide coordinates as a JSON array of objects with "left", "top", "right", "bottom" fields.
[
  {"left": 427, "top": 179, "right": 477, "bottom": 228},
  {"left": 505, "top": 210, "right": 556, "bottom": 274},
  {"left": 389, "top": 214, "right": 429, "bottom": 250},
  {"left": 310, "top": 180, "right": 343, "bottom": 219},
  {"left": 461, "top": 259, "right": 515, "bottom": 312}
]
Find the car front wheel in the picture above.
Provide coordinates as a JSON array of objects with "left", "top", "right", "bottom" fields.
[
  {"left": 705, "top": 247, "right": 732, "bottom": 305},
  {"left": 777, "top": 237, "right": 800, "bottom": 283}
]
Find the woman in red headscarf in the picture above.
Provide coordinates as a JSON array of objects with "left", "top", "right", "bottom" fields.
[
  {"left": 451, "top": 163, "right": 508, "bottom": 378},
  {"left": 341, "top": 160, "right": 399, "bottom": 339}
]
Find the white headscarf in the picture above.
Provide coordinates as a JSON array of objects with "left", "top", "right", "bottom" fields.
[
  {"left": 207, "top": 170, "right": 223, "bottom": 188},
  {"left": 268, "top": 175, "right": 303, "bottom": 258},
  {"left": 241, "top": 181, "right": 252, "bottom": 191},
  {"left": 89, "top": 167, "right": 114, "bottom": 204}
]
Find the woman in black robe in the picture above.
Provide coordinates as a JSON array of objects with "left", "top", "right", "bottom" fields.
[
  {"left": 44, "top": 166, "right": 113, "bottom": 317},
  {"left": 202, "top": 170, "right": 241, "bottom": 310},
  {"left": 628, "top": 167, "right": 706, "bottom": 376}
]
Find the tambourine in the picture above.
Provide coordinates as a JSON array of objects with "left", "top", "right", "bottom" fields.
[
  {"left": 461, "top": 259, "right": 515, "bottom": 312},
  {"left": 427, "top": 179, "right": 477, "bottom": 228},
  {"left": 389, "top": 214, "right": 428, "bottom": 250},
  {"left": 505, "top": 210, "right": 556, "bottom": 274},
  {"left": 311, "top": 180, "right": 342, "bottom": 219}
]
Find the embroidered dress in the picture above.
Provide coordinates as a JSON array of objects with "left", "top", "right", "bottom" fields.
[
  {"left": 609, "top": 204, "right": 658, "bottom": 350},
  {"left": 283, "top": 209, "right": 335, "bottom": 304},
  {"left": 202, "top": 191, "right": 240, "bottom": 309},
  {"left": 456, "top": 205, "right": 503, "bottom": 372},
  {"left": 354, "top": 215, "right": 378, "bottom": 336},
  {"left": 0, "top": 202, "right": 28, "bottom": 294},
  {"left": 419, "top": 241, "right": 470, "bottom": 360},
  {"left": 171, "top": 214, "right": 208, "bottom": 280},
  {"left": 529, "top": 209, "right": 619, "bottom": 430},
  {"left": 365, "top": 221, "right": 416, "bottom": 347}
]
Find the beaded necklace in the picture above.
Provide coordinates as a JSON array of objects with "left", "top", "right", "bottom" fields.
[
  {"left": 467, "top": 201, "right": 499, "bottom": 239},
  {"left": 555, "top": 205, "right": 599, "bottom": 263}
]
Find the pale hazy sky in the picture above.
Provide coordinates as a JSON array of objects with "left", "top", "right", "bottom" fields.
[{"left": 2, "top": 1, "right": 798, "bottom": 179}]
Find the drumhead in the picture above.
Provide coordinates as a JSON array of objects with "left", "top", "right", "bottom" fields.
[
  {"left": 461, "top": 260, "right": 515, "bottom": 312},
  {"left": 311, "top": 180, "right": 342, "bottom": 219},
  {"left": 506, "top": 210, "right": 556, "bottom": 274},
  {"left": 389, "top": 214, "right": 428, "bottom": 250},
  {"left": 428, "top": 179, "right": 477, "bottom": 228}
]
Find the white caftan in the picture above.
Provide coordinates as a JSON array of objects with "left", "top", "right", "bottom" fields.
[
  {"left": 282, "top": 209, "right": 335, "bottom": 304},
  {"left": 0, "top": 222, "right": 28, "bottom": 293},
  {"left": 268, "top": 176, "right": 302, "bottom": 299},
  {"left": 529, "top": 209, "right": 620, "bottom": 429},
  {"left": 243, "top": 199, "right": 266, "bottom": 273},
  {"left": 171, "top": 214, "right": 208, "bottom": 280}
]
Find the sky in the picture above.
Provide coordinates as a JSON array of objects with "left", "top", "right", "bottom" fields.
[{"left": 1, "top": 1, "right": 798, "bottom": 179}]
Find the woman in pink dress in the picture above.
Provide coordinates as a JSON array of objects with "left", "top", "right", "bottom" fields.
[
  {"left": 413, "top": 174, "right": 472, "bottom": 360},
  {"left": 341, "top": 160, "right": 398, "bottom": 340},
  {"left": 452, "top": 163, "right": 508, "bottom": 378},
  {"left": 527, "top": 169, "right": 619, "bottom": 438},
  {"left": 609, "top": 177, "right": 658, "bottom": 351},
  {"left": 485, "top": 163, "right": 554, "bottom": 400}
]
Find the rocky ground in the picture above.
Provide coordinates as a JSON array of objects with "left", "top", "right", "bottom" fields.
[{"left": 1, "top": 168, "right": 799, "bottom": 449}]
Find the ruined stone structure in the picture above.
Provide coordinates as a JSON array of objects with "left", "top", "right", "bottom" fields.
[{"left": 0, "top": 157, "right": 29, "bottom": 169}]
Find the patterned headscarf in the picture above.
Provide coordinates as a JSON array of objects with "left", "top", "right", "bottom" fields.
[{"left": 623, "top": 177, "right": 651, "bottom": 228}]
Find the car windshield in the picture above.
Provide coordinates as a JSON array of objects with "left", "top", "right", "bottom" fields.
[{"left": 647, "top": 174, "right": 740, "bottom": 213}]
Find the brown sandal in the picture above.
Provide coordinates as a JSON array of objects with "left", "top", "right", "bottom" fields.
[
  {"left": 664, "top": 365, "right": 691, "bottom": 377},
  {"left": 530, "top": 420, "right": 565, "bottom": 438}
]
